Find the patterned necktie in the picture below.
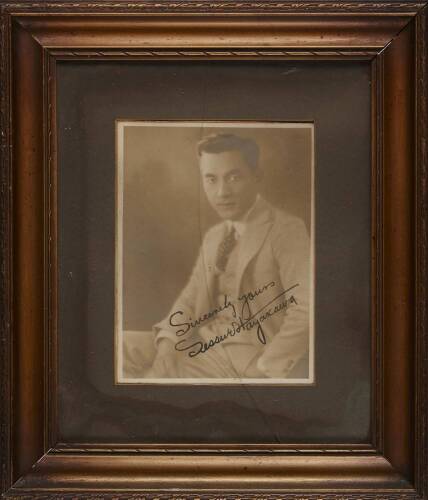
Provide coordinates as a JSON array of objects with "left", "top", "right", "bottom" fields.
[{"left": 216, "top": 226, "right": 237, "bottom": 272}]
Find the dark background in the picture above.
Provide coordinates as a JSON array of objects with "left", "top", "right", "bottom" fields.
[{"left": 57, "top": 61, "right": 371, "bottom": 444}]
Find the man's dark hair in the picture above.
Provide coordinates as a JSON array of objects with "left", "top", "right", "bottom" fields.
[{"left": 197, "top": 133, "right": 260, "bottom": 170}]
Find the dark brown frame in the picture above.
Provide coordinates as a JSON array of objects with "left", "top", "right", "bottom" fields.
[{"left": 1, "top": 1, "right": 427, "bottom": 498}]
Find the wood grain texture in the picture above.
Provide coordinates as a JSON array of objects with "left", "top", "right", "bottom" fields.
[
  {"left": 0, "top": 0, "right": 427, "bottom": 498},
  {"left": 13, "top": 14, "right": 413, "bottom": 49},
  {"left": 382, "top": 20, "right": 415, "bottom": 480},
  {"left": 10, "top": 15, "right": 46, "bottom": 483},
  {"left": 7, "top": 454, "right": 413, "bottom": 490},
  {"left": 415, "top": 6, "right": 428, "bottom": 500},
  {"left": 0, "top": 4, "right": 12, "bottom": 497}
]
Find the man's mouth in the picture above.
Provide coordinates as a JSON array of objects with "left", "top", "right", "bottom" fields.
[{"left": 217, "top": 202, "right": 236, "bottom": 209}]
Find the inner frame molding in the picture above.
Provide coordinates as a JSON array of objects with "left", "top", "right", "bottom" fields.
[{"left": 0, "top": 2, "right": 427, "bottom": 499}]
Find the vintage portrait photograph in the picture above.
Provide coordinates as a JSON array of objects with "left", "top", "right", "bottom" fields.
[{"left": 116, "top": 121, "right": 315, "bottom": 384}]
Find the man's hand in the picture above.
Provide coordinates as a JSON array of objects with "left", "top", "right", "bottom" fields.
[{"left": 145, "top": 337, "right": 179, "bottom": 378}]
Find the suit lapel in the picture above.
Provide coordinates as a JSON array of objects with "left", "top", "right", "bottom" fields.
[
  {"left": 234, "top": 198, "right": 273, "bottom": 298},
  {"left": 199, "top": 222, "right": 227, "bottom": 310}
]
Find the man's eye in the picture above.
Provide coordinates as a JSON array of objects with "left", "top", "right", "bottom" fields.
[
  {"left": 206, "top": 177, "right": 216, "bottom": 184},
  {"left": 228, "top": 174, "right": 240, "bottom": 183}
]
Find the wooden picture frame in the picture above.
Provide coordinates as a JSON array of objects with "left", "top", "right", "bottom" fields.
[{"left": 0, "top": 1, "right": 427, "bottom": 498}]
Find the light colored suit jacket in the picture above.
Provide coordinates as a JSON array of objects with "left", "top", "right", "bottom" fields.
[{"left": 154, "top": 197, "right": 311, "bottom": 378}]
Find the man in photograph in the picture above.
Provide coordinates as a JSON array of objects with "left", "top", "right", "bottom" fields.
[{"left": 146, "top": 132, "right": 310, "bottom": 379}]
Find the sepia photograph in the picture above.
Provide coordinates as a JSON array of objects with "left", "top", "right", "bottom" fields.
[{"left": 116, "top": 121, "right": 314, "bottom": 384}]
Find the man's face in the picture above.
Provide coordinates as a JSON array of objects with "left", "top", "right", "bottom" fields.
[{"left": 200, "top": 150, "right": 261, "bottom": 221}]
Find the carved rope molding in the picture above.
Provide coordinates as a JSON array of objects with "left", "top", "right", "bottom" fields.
[
  {"left": 416, "top": 6, "right": 428, "bottom": 499},
  {"left": 48, "top": 49, "right": 378, "bottom": 58},
  {"left": 0, "top": 1, "right": 426, "bottom": 12},
  {"left": 0, "top": 5, "right": 12, "bottom": 498}
]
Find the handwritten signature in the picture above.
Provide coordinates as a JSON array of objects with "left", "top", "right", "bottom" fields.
[{"left": 170, "top": 281, "right": 299, "bottom": 358}]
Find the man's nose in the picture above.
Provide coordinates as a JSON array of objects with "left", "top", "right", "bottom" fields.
[{"left": 217, "top": 180, "right": 231, "bottom": 197}]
